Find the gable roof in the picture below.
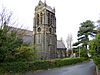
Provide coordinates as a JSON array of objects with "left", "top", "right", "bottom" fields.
[
  {"left": 8, "top": 26, "right": 33, "bottom": 36},
  {"left": 57, "top": 40, "right": 66, "bottom": 49}
]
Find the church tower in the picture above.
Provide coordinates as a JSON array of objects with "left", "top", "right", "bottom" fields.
[{"left": 33, "top": 0, "right": 57, "bottom": 60}]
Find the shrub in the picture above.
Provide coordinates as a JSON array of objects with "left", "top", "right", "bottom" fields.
[{"left": 93, "top": 55, "right": 100, "bottom": 70}]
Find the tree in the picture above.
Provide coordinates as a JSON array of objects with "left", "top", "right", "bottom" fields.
[
  {"left": 89, "top": 33, "right": 100, "bottom": 56},
  {"left": 0, "top": 24, "right": 23, "bottom": 62},
  {"left": 0, "top": 7, "right": 35, "bottom": 62},
  {"left": 0, "top": 7, "right": 14, "bottom": 27},
  {"left": 66, "top": 34, "right": 73, "bottom": 49},
  {"left": 66, "top": 34, "right": 73, "bottom": 56},
  {"left": 77, "top": 20, "right": 96, "bottom": 50}
]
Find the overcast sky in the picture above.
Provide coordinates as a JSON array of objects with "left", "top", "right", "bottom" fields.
[{"left": 1, "top": 0, "right": 100, "bottom": 44}]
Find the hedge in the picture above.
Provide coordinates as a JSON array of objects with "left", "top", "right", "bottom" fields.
[
  {"left": 0, "top": 57, "right": 87, "bottom": 73},
  {"left": 93, "top": 56, "right": 100, "bottom": 70}
]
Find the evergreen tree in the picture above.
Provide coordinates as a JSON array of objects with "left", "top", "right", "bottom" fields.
[
  {"left": 77, "top": 20, "right": 96, "bottom": 50},
  {"left": 0, "top": 8, "right": 35, "bottom": 62}
]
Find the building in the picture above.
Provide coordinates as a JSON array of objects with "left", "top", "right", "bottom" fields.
[
  {"left": 57, "top": 40, "right": 67, "bottom": 58},
  {"left": 33, "top": 0, "right": 57, "bottom": 60},
  {"left": 8, "top": 26, "right": 33, "bottom": 45}
]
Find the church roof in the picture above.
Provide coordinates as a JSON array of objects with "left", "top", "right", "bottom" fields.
[
  {"left": 7, "top": 26, "right": 33, "bottom": 44},
  {"left": 57, "top": 40, "right": 66, "bottom": 49},
  {"left": 8, "top": 26, "right": 33, "bottom": 36}
]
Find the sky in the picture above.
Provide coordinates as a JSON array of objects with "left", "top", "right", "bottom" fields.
[{"left": 1, "top": 0, "right": 100, "bottom": 45}]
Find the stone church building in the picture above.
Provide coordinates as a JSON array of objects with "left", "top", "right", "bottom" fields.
[
  {"left": 33, "top": 1, "right": 57, "bottom": 59},
  {"left": 9, "top": 0, "right": 67, "bottom": 60}
]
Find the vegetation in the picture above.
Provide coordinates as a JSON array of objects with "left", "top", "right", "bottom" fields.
[
  {"left": 89, "top": 33, "right": 100, "bottom": 70},
  {"left": 93, "top": 56, "right": 100, "bottom": 70},
  {"left": 0, "top": 5, "right": 98, "bottom": 75},
  {"left": 73, "top": 20, "right": 96, "bottom": 57},
  {"left": 66, "top": 34, "right": 73, "bottom": 56},
  {"left": 89, "top": 33, "right": 100, "bottom": 56},
  {"left": 0, "top": 7, "right": 35, "bottom": 63},
  {"left": 78, "top": 20, "right": 96, "bottom": 49}
]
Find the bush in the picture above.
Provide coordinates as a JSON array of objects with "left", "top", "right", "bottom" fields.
[
  {"left": 0, "top": 62, "right": 29, "bottom": 73},
  {"left": 80, "top": 49, "right": 88, "bottom": 58},
  {"left": 93, "top": 55, "right": 100, "bottom": 70},
  {"left": 0, "top": 57, "right": 87, "bottom": 74},
  {"left": 55, "top": 58, "right": 85, "bottom": 67}
]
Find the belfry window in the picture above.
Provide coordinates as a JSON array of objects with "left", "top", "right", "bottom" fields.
[
  {"left": 51, "top": 15, "right": 53, "bottom": 25},
  {"left": 37, "top": 14, "right": 39, "bottom": 25},
  {"left": 53, "top": 15, "right": 55, "bottom": 25},
  {"left": 48, "top": 13, "right": 50, "bottom": 25}
]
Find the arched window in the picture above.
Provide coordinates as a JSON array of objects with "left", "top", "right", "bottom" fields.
[
  {"left": 48, "top": 13, "right": 50, "bottom": 25},
  {"left": 51, "top": 15, "right": 53, "bottom": 25},
  {"left": 37, "top": 14, "right": 39, "bottom": 25},
  {"left": 53, "top": 15, "right": 55, "bottom": 25},
  {"left": 49, "top": 28, "right": 52, "bottom": 34}
]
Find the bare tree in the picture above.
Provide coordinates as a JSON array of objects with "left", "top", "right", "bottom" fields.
[
  {"left": 0, "top": 7, "right": 33, "bottom": 62},
  {"left": 0, "top": 7, "right": 13, "bottom": 27},
  {"left": 66, "top": 34, "right": 73, "bottom": 55},
  {"left": 0, "top": 7, "right": 28, "bottom": 37}
]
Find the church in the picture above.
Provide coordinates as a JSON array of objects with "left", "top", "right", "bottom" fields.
[
  {"left": 33, "top": 0, "right": 67, "bottom": 60},
  {"left": 33, "top": 0, "right": 57, "bottom": 59},
  {"left": 9, "top": 0, "right": 67, "bottom": 60}
]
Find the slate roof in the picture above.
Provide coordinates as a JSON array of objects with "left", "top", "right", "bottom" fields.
[
  {"left": 8, "top": 26, "right": 33, "bottom": 44},
  {"left": 57, "top": 40, "right": 66, "bottom": 49},
  {"left": 8, "top": 26, "right": 33, "bottom": 36}
]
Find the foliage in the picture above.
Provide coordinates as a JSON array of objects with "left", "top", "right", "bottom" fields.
[
  {"left": 0, "top": 25, "right": 24, "bottom": 62},
  {"left": 54, "top": 58, "right": 85, "bottom": 67},
  {"left": 0, "top": 58, "right": 87, "bottom": 73},
  {"left": 0, "top": 25, "right": 35, "bottom": 62},
  {"left": 89, "top": 33, "right": 100, "bottom": 69},
  {"left": 93, "top": 55, "right": 100, "bottom": 70},
  {"left": 89, "top": 33, "right": 100, "bottom": 57},
  {"left": 77, "top": 20, "right": 96, "bottom": 50},
  {"left": 80, "top": 49, "right": 88, "bottom": 58},
  {"left": 0, "top": 8, "right": 35, "bottom": 63},
  {"left": 7, "top": 45, "right": 35, "bottom": 62},
  {"left": 73, "top": 20, "right": 96, "bottom": 58},
  {"left": 89, "top": 39, "right": 97, "bottom": 57}
]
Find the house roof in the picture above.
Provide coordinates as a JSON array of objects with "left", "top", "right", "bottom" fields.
[{"left": 57, "top": 40, "right": 66, "bottom": 49}]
